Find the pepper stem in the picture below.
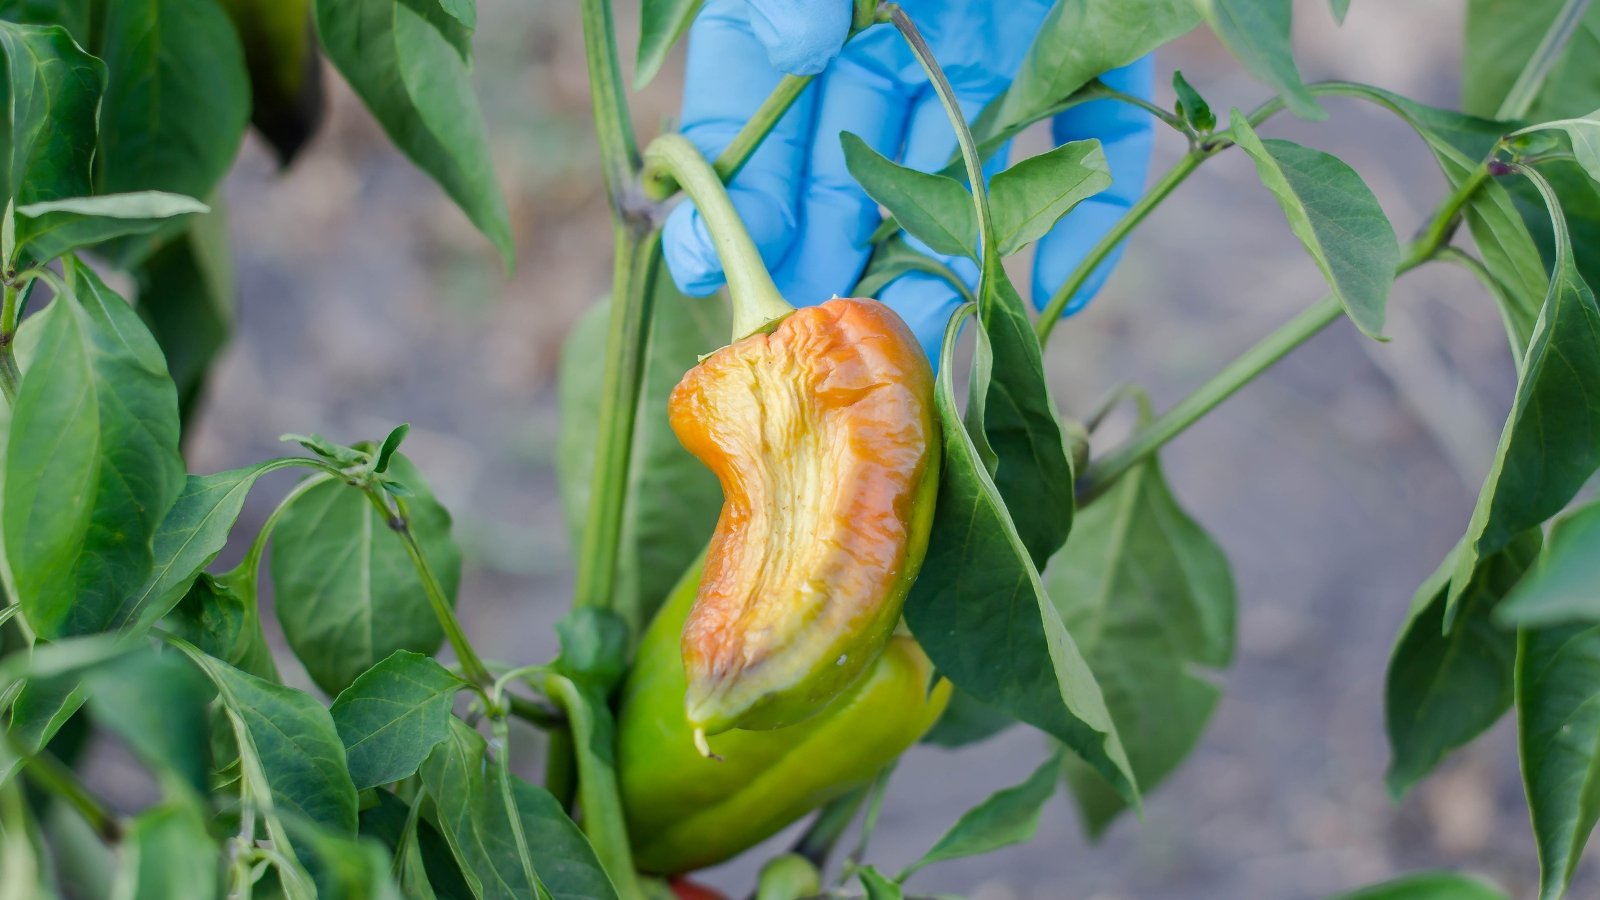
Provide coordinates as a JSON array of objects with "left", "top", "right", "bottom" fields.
[{"left": 643, "top": 134, "right": 794, "bottom": 341}]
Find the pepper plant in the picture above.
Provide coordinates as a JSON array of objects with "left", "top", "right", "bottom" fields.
[{"left": 3, "top": 0, "right": 1600, "bottom": 898}]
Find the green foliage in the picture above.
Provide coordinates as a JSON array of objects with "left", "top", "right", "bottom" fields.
[
  {"left": 0, "top": 22, "right": 104, "bottom": 216},
  {"left": 1518, "top": 624, "right": 1600, "bottom": 899},
  {"left": 1498, "top": 501, "right": 1600, "bottom": 626},
  {"left": 1331, "top": 872, "right": 1509, "bottom": 900},
  {"left": 900, "top": 749, "right": 1065, "bottom": 881},
  {"left": 842, "top": 132, "right": 978, "bottom": 259},
  {"left": 331, "top": 650, "right": 466, "bottom": 791},
  {"left": 1195, "top": 0, "right": 1324, "bottom": 120},
  {"left": 636, "top": 0, "right": 702, "bottom": 89},
  {"left": 987, "top": 140, "right": 1111, "bottom": 256}
]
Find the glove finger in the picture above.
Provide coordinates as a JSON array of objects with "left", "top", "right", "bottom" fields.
[
  {"left": 662, "top": 0, "right": 818, "bottom": 297},
  {"left": 1031, "top": 55, "right": 1156, "bottom": 315},
  {"left": 769, "top": 44, "right": 914, "bottom": 306},
  {"left": 745, "top": 0, "right": 851, "bottom": 75}
]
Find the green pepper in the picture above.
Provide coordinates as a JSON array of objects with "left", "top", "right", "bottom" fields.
[{"left": 618, "top": 555, "right": 950, "bottom": 875}]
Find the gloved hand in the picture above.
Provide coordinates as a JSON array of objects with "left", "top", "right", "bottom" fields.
[{"left": 660, "top": 0, "right": 1155, "bottom": 361}]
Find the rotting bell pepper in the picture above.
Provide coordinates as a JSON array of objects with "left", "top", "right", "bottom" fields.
[
  {"left": 618, "top": 555, "right": 951, "bottom": 875},
  {"left": 668, "top": 295, "right": 939, "bottom": 739}
]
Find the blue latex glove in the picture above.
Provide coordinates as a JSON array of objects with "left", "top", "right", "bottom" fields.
[{"left": 661, "top": 0, "right": 1155, "bottom": 362}]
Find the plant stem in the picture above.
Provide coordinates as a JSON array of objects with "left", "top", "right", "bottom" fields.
[
  {"left": 643, "top": 134, "right": 793, "bottom": 339},
  {"left": 543, "top": 674, "right": 644, "bottom": 900},
  {"left": 580, "top": 0, "right": 640, "bottom": 210},
  {"left": 793, "top": 786, "right": 868, "bottom": 869},
  {"left": 1078, "top": 160, "right": 1497, "bottom": 501},
  {"left": 20, "top": 749, "right": 120, "bottom": 843},
  {"left": 1036, "top": 152, "right": 1203, "bottom": 339},
  {"left": 502, "top": 691, "right": 565, "bottom": 729},
  {"left": 0, "top": 282, "right": 19, "bottom": 404},
  {"left": 711, "top": 74, "right": 812, "bottom": 187},
  {"left": 383, "top": 493, "right": 494, "bottom": 688},
  {"left": 572, "top": 233, "right": 658, "bottom": 613}
]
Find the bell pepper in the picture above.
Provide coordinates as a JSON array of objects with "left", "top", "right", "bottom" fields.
[
  {"left": 668, "top": 296, "right": 939, "bottom": 738},
  {"left": 618, "top": 555, "right": 951, "bottom": 875}
]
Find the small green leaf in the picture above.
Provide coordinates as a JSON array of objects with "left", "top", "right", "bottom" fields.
[
  {"left": 857, "top": 868, "right": 903, "bottom": 900},
  {"left": 0, "top": 23, "right": 106, "bottom": 219},
  {"left": 1229, "top": 115, "right": 1400, "bottom": 340},
  {"left": 1517, "top": 623, "right": 1600, "bottom": 899},
  {"left": 1330, "top": 871, "right": 1509, "bottom": 900},
  {"left": 905, "top": 307, "right": 1137, "bottom": 806},
  {"left": 374, "top": 423, "right": 410, "bottom": 474},
  {"left": 194, "top": 650, "right": 360, "bottom": 833},
  {"left": 636, "top": 0, "right": 702, "bottom": 89},
  {"left": 331, "top": 651, "right": 466, "bottom": 791},
  {"left": 6, "top": 264, "right": 184, "bottom": 639},
  {"left": 271, "top": 455, "right": 461, "bottom": 695},
  {"left": 901, "top": 748, "right": 1064, "bottom": 878},
  {"left": 1384, "top": 532, "right": 1541, "bottom": 798},
  {"left": 1498, "top": 501, "right": 1600, "bottom": 626},
  {"left": 1516, "top": 111, "right": 1600, "bottom": 184},
  {"left": 1171, "top": 70, "right": 1215, "bottom": 133},
  {"left": 841, "top": 131, "right": 977, "bottom": 259},
  {"left": 112, "top": 799, "right": 221, "bottom": 900},
  {"left": 1195, "top": 0, "right": 1324, "bottom": 120},
  {"left": 554, "top": 607, "right": 628, "bottom": 692},
  {"left": 1047, "top": 452, "right": 1235, "bottom": 834},
  {"left": 315, "top": 0, "right": 513, "bottom": 266},
  {"left": 14, "top": 191, "right": 208, "bottom": 261},
  {"left": 988, "top": 140, "right": 1110, "bottom": 256}
]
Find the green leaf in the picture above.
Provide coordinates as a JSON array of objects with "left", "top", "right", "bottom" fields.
[
  {"left": 358, "top": 792, "right": 473, "bottom": 900},
  {"left": 271, "top": 454, "right": 461, "bottom": 695},
  {"left": 988, "top": 140, "right": 1110, "bottom": 256},
  {"left": 14, "top": 192, "right": 208, "bottom": 262},
  {"left": 0, "top": 0, "right": 92, "bottom": 34},
  {"left": 1, "top": 673, "right": 85, "bottom": 783},
  {"left": 1384, "top": 532, "right": 1541, "bottom": 798},
  {"left": 84, "top": 650, "right": 212, "bottom": 797},
  {"left": 1171, "top": 70, "right": 1215, "bottom": 133},
  {"left": 195, "top": 650, "right": 360, "bottom": 833},
  {"left": 853, "top": 235, "right": 975, "bottom": 304},
  {"left": 905, "top": 307, "right": 1137, "bottom": 806},
  {"left": 508, "top": 774, "right": 618, "bottom": 900},
  {"left": 1046, "top": 452, "right": 1235, "bottom": 834},
  {"left": 554, "top": 607, "right": 628, "bottom": 692},
  {"left": 419, "top": 719, "right": 548, "bottom": 900},
  {"left": 94, "top": 0, "right": 250, "bottom": 264},
  {"left": 135, "top": 199, "right": 235, "bottom": 422},
  {"left": 331, "top": 650, "right": 466, "bottom": 791},
  {"left": 374, "top": 423, "right": 410, "bottom": 475},
  {"left": 277, "top": 812, "right": 405, "bottom": 900},
  {"left": 1518, "top": 111, "right": 1600, "bottom": 185},
  {"left": 984, "top": 0, "right": 1199, "bottom": 144},
  {"left": 1447, "top": 179, "right": 1600, "bottom": 619},
  {"left": 635, "top": 0, "right": 701, "bottom": 89},
  {"left": 163, "top": 572, "right": 280, "bottom": 682},
  {"left": 1195, "top": 0, "right": 1324, "bottom": 120},
  {"left": 1499, "top": 501, "right": 1600, "bottom": 626},
  {"left": 556, "top": 273, "right": 726, "bottom": 634},
  {"left": 0, "top": 23, "right": 105, "bottom": 220},
  {"left": 1330, "top": 871, "right": 1509, "bottom": 900},
  {"left": 1517, "top": 623, "right": 1600, "bottom": 899},
  {"left": 314, "top": 0, "right": 513, "bottom": 267},
  {"left": 1464, "top": 0, "right": 1600, "bottom": 120},
  {"left": 842, "top": 132, "right": 976, "bottom": 259},
  {"left": 901, "top": 748, "right": 1064, "bottom": 878},
  {"left": 5, "top": 264, "right": 184, "bottom": 639},
  {"left": 1229, "top": 116, "right": 1400, "bottom": 340},
  {"left": 436, "top": 0, "right": 475, "bottom": 29},
  {"left": 112, "top": 800, "right": 221, "bottom": 900},
  {"left": 1329, "top": 0, "right": 1351, "bottom": 25},
  {"left": 856, "top": 868, "right": 903, "bottom": 900}
]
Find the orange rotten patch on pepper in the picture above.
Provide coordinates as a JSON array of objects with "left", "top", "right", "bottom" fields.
[{"left": 667, "top": 296, "right": 940, "bottom": 738}]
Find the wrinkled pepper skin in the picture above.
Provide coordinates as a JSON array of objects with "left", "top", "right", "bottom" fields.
[
  {"left": 668, "top": 297, "right": 939, "bottom": 735},
  {"left": 619, "top": 556, "right": 950, "bottom": 875}
]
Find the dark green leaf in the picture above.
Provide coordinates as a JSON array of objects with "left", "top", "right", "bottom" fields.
[
  {"left": 94, "top": 0, "right": 250, "bottom": 264},
  {"left": 921, "top": 687, "right": 1015, "bottom": 748},
  {"left": 359, "top": 792, "right": 472, "bottom": 900},
  {"left": 271, "top": 455, "right": 460, "bottom": 695},
  {"left": 1447, "top": 181, "right": 1600, "bottom": 618},
  {"left": 510, "top": 774, "right": 618, "bottom": 900},
  {"left": 902, "top": 748, "right": 1064, "bottom": 878},
  {"left": 419, "top": 719, "right": 548, "bottom": 900},
  {"left": 988, "top": 140, "right": 1110, "bottom": 256},
  {"left": 1517, "top": 623, "right": 1600, "bottom": 899},
  {"left": 905, "top": 307, "right": 1136, "bottom": 805},
  {"left": 1464, "top": 0, "right": 1600, "bottom": 120},
  {"left": 15, "top": 192, "right": 208, "bottom": 262},
  {"left": 856, "top": 868, "right": 903, "bottom": 900},
  {"left": 983, "top": 0, "right": 1199, "bottom": 145},
  {"left": 1229, "top": 117, "right": 1400, "bottom": 340},
  {"left": 556, "top": 270, "right": 726, "bottom": 634},
  {"left": 5, "top": 264, "right": 184, "bottom": 639},
  {"left": 0, "top": 0, "right": 91, "bottom": 34},
  {"left": 314, "top": 0, "right": 513, "bottom": 266},
  {"left": 1047, "top": 453, "right": 1235, "bottom": 834},
  {"left": 636, "top": 0, "right": 701, "bottom": 89},
  {"left": 112, "top": 799, "right": 221, "bottom": 900},
  {"left": 331, "top": 650, "right": 465, "bottom": 791},
  {"left": 1172, "top": 70, "right": 1215, "bottom": 133},
  {"left": 85, "top": 650, "right": 212, "bottom": 797},
  {"left": 1196, "top": 0, "right": 1324, "bottom": 119},
  {"left": 1384, "top": 532, "right": 1541, "bottom": 797},
  {"left": 277, "top": 812, "right": 404, "bottom": 900},
  {"left": 842, "top": 131, "right": 976, "bottom": 259},
  {"left": 197, "top": 651, "right": 360, "bottom": 833},
  {"left": 1499, "top": 501, "right": 1600, "bottom": 626},
  {"left": 436, "top": 0, "right": 475, "bottom": 29},
  {"left": 0, "top": 673, "right": 85, "bottom": 782},
  {"left": 554, "top": 607, "right": 628, "bottom": 692},
  {"left": 135, "top": 200, "right": 235, "bottom": 422},
  {"left": 0, "top": 23, "right": 105, "bottom": 218},
  {"left": 375, "top": 423, "right": 410, "bottom": 474},
  {"left": 163, "top": 572, "right": 280, "bottom": 682},
  {"left": 1330, "top": 871, "right": 1509, "bottom": 900}
]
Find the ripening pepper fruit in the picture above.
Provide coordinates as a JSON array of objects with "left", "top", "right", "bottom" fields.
[
  {"left": 668, "top": 297, "right": 939, "bottom": 739},
  {"left": 618, "top": 555, "right": 951, "bottom": 875},
  {"left": 220, "top": 0, "right": 324, "bottom": 166}
]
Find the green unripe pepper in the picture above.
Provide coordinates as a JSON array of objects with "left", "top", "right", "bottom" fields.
[{"left": 618, "top": 555, "right": 951, "bottom": 875}]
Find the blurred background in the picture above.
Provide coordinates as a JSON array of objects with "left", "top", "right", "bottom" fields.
[{"left": 170, "top": 0, "right": 1591, "bottom": 897}]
